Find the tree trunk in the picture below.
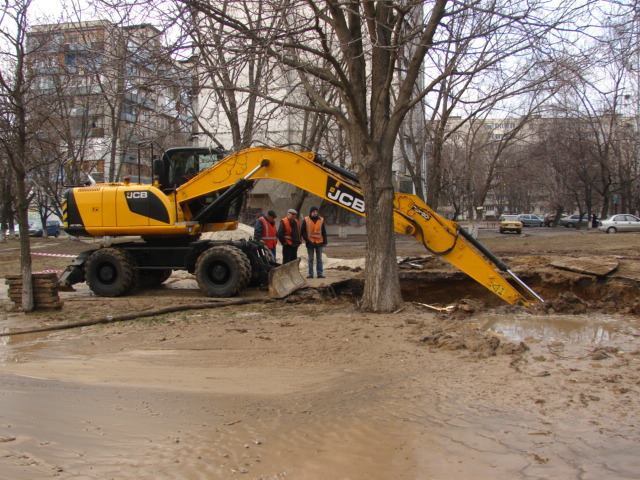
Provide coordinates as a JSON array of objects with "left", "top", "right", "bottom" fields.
[
  {"left": 109, "top": 117, "right": 119, "bottom": 182},
  {"left": 413, "top": 151, "right": 425, "bottom": 201},
  {"left": 358, "top": 149, "right": 402, "bottom": 312},
  {"left": 293, "top": 190, "right": 308, "bottom": 216},
  {"left": 39, "top": 210, "right": 49, "bottom": 238},
  {"left": 14, "top": 170, "right": 33, "bottom": 312},
  {"left": 426, "top": 139, "right": 443, "bottom": 209}
]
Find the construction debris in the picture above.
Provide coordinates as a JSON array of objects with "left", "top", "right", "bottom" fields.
[
  {"left": 550, "top": 256, "right": 618, "bottom": 277},
  {"left": 414, "top": 302, "right": 455, "bottom": 313}
]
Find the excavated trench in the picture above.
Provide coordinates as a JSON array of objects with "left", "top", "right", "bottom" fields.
[{"left": 328, "top": 267, "right": 640, "bottom": 315}]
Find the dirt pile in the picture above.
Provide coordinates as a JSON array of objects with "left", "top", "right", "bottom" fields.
[
  {"left": 420, "top": 326, "right": 529, "bottom": 358},
  {"left": 543, "top": 291, "right": 590, "bottom": 314}
]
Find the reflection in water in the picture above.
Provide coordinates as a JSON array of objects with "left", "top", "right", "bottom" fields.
[
  {"left": 483, "top": 314, "right": 618, "bottom": 344},
  {"left": 0, "top": 327, "right": 9, "bottom": 363},
  {"left": 0, "top": 311, "right": 51, "bottom": 363}
]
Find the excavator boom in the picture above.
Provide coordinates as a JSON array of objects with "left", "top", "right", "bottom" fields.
[{"left": 176, "top": 147, "right": 540, "bottom": 305}]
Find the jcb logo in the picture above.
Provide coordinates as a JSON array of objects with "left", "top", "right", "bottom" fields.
[
  {"left": 326, "top": 178, "right": 365, "bottom": 213},
  {"left": 125, "top": 191, "right": 148, "bottom": 199}
]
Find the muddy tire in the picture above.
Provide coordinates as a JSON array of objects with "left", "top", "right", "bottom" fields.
[
  {"left": 606, "top": 227, "right": 617, "bottom": 234},
  {"left": 195, "top": 245, "right": 251, "bottom": 297},
  {"left": 138, "top": 269, "right": 172, "bottom": 288},
  {"left": 85, "top": 248, "right": 136, "bottom": 297}
]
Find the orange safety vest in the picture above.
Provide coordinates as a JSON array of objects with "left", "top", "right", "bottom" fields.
[
  {"left": 281, "top": 217, "right": 301, "bottom": 245},
  {"left": 304, "top": 216, "right": 324, "bottom": 245},
  {"left": 258, "top": 216, "right": 277, "bottom": 249}
]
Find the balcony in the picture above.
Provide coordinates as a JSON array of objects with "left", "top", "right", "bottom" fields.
[
  {"left": 64, "top": 43, "right": 90, "bottom": 52},
  {"left": 124, "top": 92, "right": 155, "bottom": 109},
  {"left": 120, "top": 112, "right": 137, "bottom": 123},
  {"left": 35, "top": 65, "right": 59, "bottom": 75}
]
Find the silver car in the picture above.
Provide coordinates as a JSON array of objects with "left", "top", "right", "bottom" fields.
[
  {"left": 517, "top": 214, "right": 544, "bottom": 227},
  {"left": 599, "top": 214, "right": 640, "bottom": 233}
]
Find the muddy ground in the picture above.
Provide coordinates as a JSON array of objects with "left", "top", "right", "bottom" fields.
[{"left": 1, "top": 229, "right": 640, "bottom": 479}]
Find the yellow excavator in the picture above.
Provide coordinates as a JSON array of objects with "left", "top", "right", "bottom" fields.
[{"left": 59, "top": 146, "right": 543, "bottom": 305}]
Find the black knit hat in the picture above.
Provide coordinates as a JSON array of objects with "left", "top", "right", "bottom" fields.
[{"left": 309, "top": 206, "right": 319, "bottom": 214}]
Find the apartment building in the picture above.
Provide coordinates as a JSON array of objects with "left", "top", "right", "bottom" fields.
[{"left": 28, "top": 20, "right": 195, "bottom": 183}]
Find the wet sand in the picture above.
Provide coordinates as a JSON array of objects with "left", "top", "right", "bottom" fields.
[{"left": 1, "top": 299, "right": 639, "bottom": 479}]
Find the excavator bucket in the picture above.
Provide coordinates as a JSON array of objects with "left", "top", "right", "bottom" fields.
[{"left": 268, "top": 258, "right": 306, "bottom": 298}]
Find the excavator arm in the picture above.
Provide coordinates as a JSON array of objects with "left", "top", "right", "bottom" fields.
[{"left": 177, "top": 147, "right": 542, "bottom": 306}]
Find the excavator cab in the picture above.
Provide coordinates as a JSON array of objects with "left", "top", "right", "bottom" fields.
[
  {"left": 153, "top": 146, "right": 245, "bottom": 223},
  {"left": 154, "top": 147, "right": 227, "bottom": 192}
]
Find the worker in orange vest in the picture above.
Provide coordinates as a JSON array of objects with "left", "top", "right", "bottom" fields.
[
  {"left": 277, "top": 208, "right": 302, "bottom": 264},
  {"left": 301, "top": 206, "right": 327, "bottom": 278},
  {"left": 254, "top": 210, "right": 278, "bottom": 260}
]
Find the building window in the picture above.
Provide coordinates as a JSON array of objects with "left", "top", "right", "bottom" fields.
[
  {"left": 64, "top": 53, "right": 77, "bottom": 72},
  {"left": 36, "top": 77, "right": 54, "bottom": 90}
]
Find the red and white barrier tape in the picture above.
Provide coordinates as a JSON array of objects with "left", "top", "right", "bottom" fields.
[
  {"left": 31, "top": 252, "right": 77, "bottom": 258},
  {"left": 34, "top": 269, "right": 64, "bottom": 274}
]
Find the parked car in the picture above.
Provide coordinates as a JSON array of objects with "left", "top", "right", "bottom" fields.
[
  {"left": 544, "top": 212, "right": 566, "bottom": 227},
  {"left": 499, "top": 215, "right": 523, "bottom": 234},
  {"left": 598, "top": 214, "right": 640, "bottom": 233},
  {"left": 517, "top": 214, "right": 544, "bottom": 227},
  {"left": 558, "top": 214, "right": 589, "bottom": 228},
  {"left": 29, "top": 220, "right": 61, "bottom": 237}
]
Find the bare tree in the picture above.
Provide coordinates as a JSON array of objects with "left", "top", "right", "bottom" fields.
[
  {"left": 177, "top": 2, "right": 281, "bottom": 150},
  {"left": 168, "top": 0, "right": 452, "bottom": 311},
  {"left": 0, "top": 0, "right": 37, "bottom": 310},
  {"left": 419, "top": 2, "right": 576, "bottom": 210}
]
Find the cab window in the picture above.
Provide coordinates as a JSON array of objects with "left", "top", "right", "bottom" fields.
[
  {"left": 198, "top": 152, "right": 219, "bottom": 171},
  {"left": 167, "top": 151, "right": 198, "bottom": 187}
]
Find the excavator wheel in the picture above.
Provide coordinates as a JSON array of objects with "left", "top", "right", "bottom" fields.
[
  {"left": 195, "top": 245, "right": 251, "bottom": 297},
  {"left": 85, "top": 247, "right": 136, "bottom": 297},
  {"left": 138, "top": 269, "right": 173, "bottom": 289}
]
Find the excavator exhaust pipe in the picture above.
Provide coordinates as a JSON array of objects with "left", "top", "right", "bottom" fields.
[{"left": 268, "top": 258, "right": 307, "bottom": 298}]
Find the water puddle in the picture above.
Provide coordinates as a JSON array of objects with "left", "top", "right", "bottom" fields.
[
  {"left": 481, "top": 313, "right": 623, "bottom": 345},
  {"left": 0, "top": 329, "right": 53, "bottom": 363},
  {"left": 0, "top": 310, "right": 53, "bottom": 363}
]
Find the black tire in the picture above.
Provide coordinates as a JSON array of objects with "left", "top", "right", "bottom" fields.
[
  {"left": 195, "top": 245, "right": 251, "bottom": 297},
  {"left": 138, "top": 269, "right": 172, "bottom": 289},
  {"left": 606, "top": 227, "right": 617, "bottom": 234},
  {"left": 85, "top": 248, "right": 136, "bottom": 297}
]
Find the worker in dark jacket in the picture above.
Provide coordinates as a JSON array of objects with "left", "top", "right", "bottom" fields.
[
  {"left": 301, "top": 206, "right": 327, "bottom": 278},
  {"left": 277, "top": 208, "right": 301, "bottom": 264},
  {"left": 254, "top": 210, "right": 278, "bottom": 259}
]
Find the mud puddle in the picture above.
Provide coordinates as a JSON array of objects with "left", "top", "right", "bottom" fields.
[
  {"left": 0, "top": 311, "right": 57, "bottom": 363},
  {"left": 480, "top": 313, "right": 639, "bottom": 348},
  {"left": 0, "top": 330, "right": 51, "bottom": 363}
]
